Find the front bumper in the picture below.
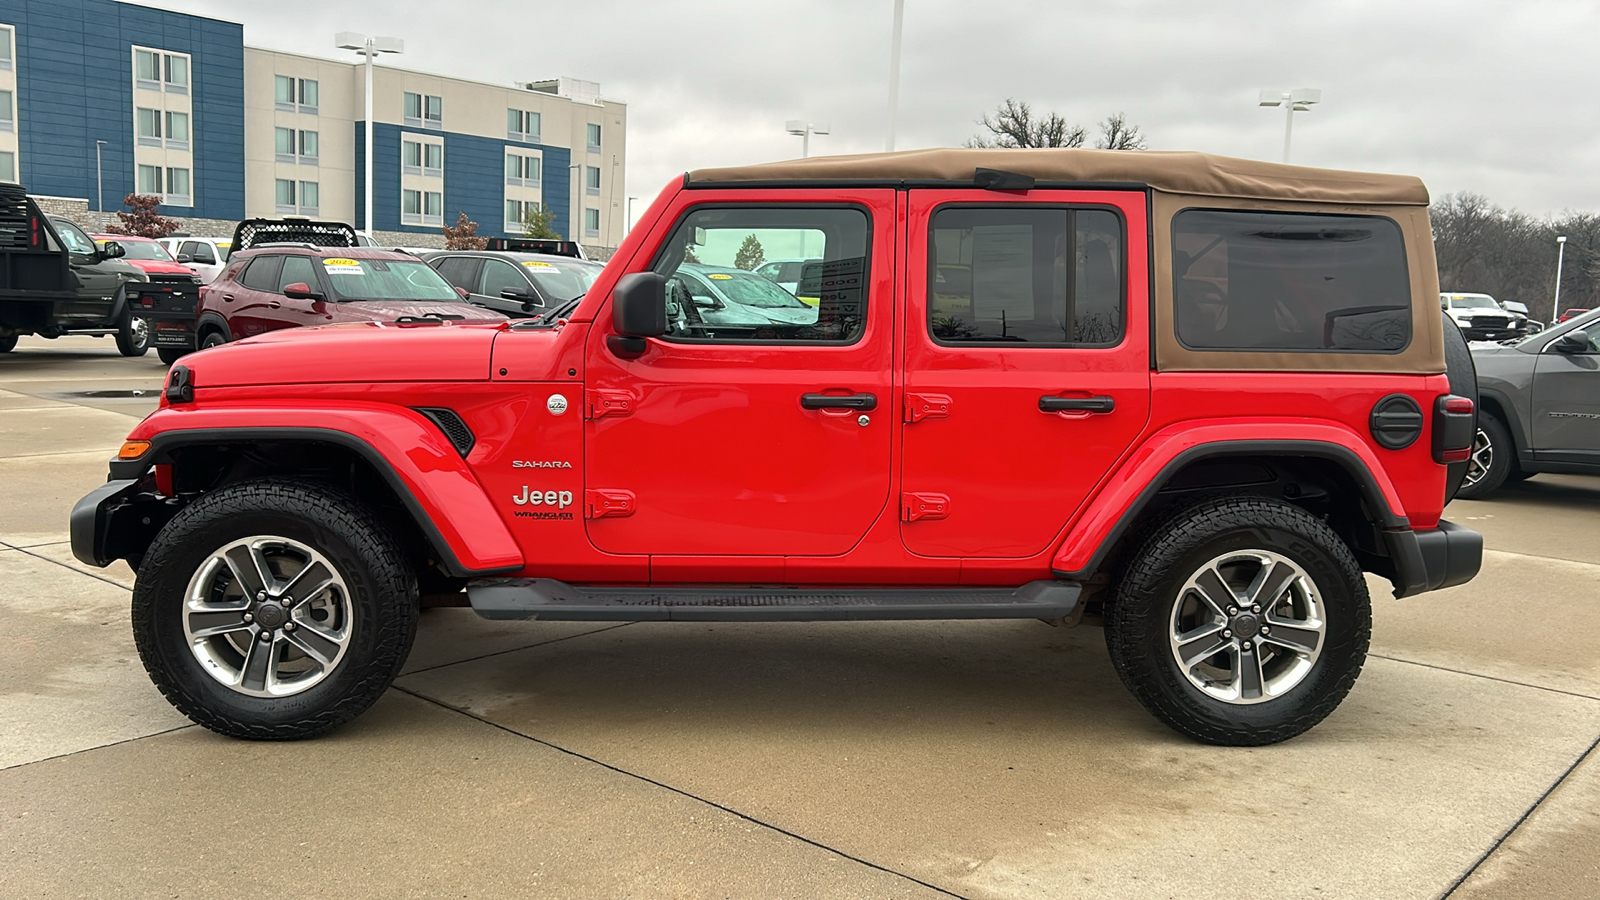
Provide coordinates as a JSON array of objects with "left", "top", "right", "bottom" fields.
[
  {"left": 1384, "top": 520, "right": 1483, "bottom": 598},
  {"left": 70, "top": 476, "right": 176, "bottom": 568}
]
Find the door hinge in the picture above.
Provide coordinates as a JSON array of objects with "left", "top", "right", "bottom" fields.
[
  {"left": 900, "top": 492, "right": 950, "bottom": 522},
  {"left": 586, "top": 389, "right": 636, "bottom": 419},
  {"left": 904, "top": 392, "right": 951, "bottom": 423},
  {"left": 585, "top": 489, "right": 636, "bottom": 519}
]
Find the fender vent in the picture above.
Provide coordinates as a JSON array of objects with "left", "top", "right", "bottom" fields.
[
  {"left": 1370, "top": 394, "right": 1423, "bottom": 450},
  {"left": 413, "top": 407, "right": 474, "bottom": 457}
]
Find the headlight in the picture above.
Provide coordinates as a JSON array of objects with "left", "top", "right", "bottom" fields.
[{"left": 119, "top": 269, "right": 150, "bottom": 282}]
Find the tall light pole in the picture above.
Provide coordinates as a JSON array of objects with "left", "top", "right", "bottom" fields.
[
  {"left": 885, "top": 0, "right": 904, "bottom": 151},
  {"left": 335, "top": 32, "right": 403, "bottom": 235},
  {"left": 1553, "top": 235, "right": 1568, "bottom": 324},
  {"left": 1259, "top": 88, "right": 1321, "bottom": 162},
  {"left": 625, "top": 196, "right": 638, "bottom": 235},
  {"left": 94, "top": 140, "right": 107, "bottom": 214},
  {"left": 785, "top": 120, "right": 829, "bottom": 158}
]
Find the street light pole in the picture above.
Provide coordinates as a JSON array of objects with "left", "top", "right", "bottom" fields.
[
  {"left": 626, "top": 196, "right": 638, "bottom": 235},
  {"left": 335, "top": 33, "right": 403, "bottom": 234},
  {"left": 786, "top": 120, "right": 829, "bottom": 158},
  {"left": 1553, "top": 235, "right": 1568, "bottom": 324},
  {"left": 885, "top": 0, "right": 904, "bottom": 151},
  {"left": 1258, "top": 89, "right": 1321, "bottom": 162},
  {"left": 94, "top": 140, "right": 107, "bottom": 214}
]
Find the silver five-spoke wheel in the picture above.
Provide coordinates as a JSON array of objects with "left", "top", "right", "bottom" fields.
[
  {"left": 1167, "top": 549, "right": 1325, "bottom": 704},
  {"left": 183, "top": 535, "right": 353, "bottom": 698},
  {"left": 1463, "top": 427, "right": 1492, "bottom": 488}
]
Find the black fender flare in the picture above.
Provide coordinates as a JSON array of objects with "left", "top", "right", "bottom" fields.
[{"left": 195, "top": 312, "right": 233, "bottom": 342}]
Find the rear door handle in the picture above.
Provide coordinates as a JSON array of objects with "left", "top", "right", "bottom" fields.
[
  {"left": 801, "top": 392, "right": 878, "bottom": 411},
  {"left": 222, "top": 294, "right": 235, "bottom": 302},
  {"left": 268, "top": 301, "right": 281, "bottom": 309},
  {"left": 1039, "top": 395, "right": 1114, "bottom": 413}
]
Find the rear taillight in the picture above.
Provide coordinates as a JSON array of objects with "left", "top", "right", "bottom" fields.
[{"left": 1433, "top": 394, "right": 1475, "bottom": 464}]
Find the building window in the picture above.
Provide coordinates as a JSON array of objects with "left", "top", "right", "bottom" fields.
[
  {"left": 0, "top": 91, "right": 10, "bottom": 132},
  {"left": 402, "top": 188, "right": 422, "bottom": 224},
  {"left": 275, "top": 178, "right": 296, "bottom": 213},
  {"left": 275, "top": 126, "right": 296, "bottom": 163},
  {"left": 0, "top": 26, "right": 13, "bottom": 72},
  {"left": 165, "top": 54, "right": 189, "bottom": 93},
  {"left": 505, "top": 199, "right": 523, "bottom": 226},
  {"left": 275, "top": 75, "right": 295, "bottom": 111},
  {"left": 424, "top": 143, "right": 442, "bottom": 176},
  {"left": 585, "top": 165, "right": 600, "bottom": 195},
  {"left": 165, "top": 111, "right": 189, "bottom": 149},
  {"left": 299, "top": 181, "right": 319, "bottom": 215},
  {"left": 505, "top": 153, "right": 540, "bottom": 187},
  {"left": 298, "top": 79, "right": 318, "bottom": 114},
  {"left": 136, "top": 107, "right": 162, "bottom": 144},
  {"left": 424, "top": 191, "right": 442, "bottom": 224},
  {"left": 403, "top": 140, "right": 422, "bottom": 175},
  {"left": 0, "top": 151, "right": 15, "bottom": 183},
  {"left": 424, "top": 95, "right": 442, "bottom": 128},
  {"left": 136, "top": 50, "right": 161, "bottom": 89},
  {"left": 138, "top": 165, "right": 163, "bottom": 195},
  {"left": 299, "top": 130, "right": 318, "bottom": 163},
  {"left": 165, "top": 167, "right": 192, "bottom": 206},
  {"left": 507, "top": 109, "right": 541, "bottom": 142},
  {"left": 404, "top": 92, "right": 421, "bottom": 126},
  {"left": 586, "top": 123, "right": 601, "bottom": 153},
  {"left": 584, "top": 207, "right": 599, "bottom": 237}
]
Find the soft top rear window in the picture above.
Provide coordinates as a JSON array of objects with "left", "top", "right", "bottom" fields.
[{"left": 1173, "top": 210, "right": 1410, "bottom": 353}]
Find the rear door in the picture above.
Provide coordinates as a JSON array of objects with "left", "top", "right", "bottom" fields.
[
  {"left": 226, "top": 255, "right": 282, "bottom": 336},
  {"left": 899, "top": 189, "right": 1151, "bottom": 559},
  {"left": 583, "top": 190, "right": 895, "bottom": 569}
]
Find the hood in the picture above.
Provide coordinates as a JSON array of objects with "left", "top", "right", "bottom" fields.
[
  {"left": 334, "top": 301, "right": 508, "bottom": 323},
  {"left": 125, "top": 259, "right": 197, "bottom": 276},
  {"left": 754, "top": 305, "right": 817, "bottom": 325},
  {"left": 183, "top": 321, "right": 505, "bottom": 387}
]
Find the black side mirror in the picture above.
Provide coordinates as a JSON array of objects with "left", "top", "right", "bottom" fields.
[
  {"left": 176, "top": 254, "right": 194, "bottom": 263},
  {"left": 1555, "top": 329, "right": 1590, "bottom": 353},
  {"left": 610, "top": 272, "right": 667, "bottom": 358},
  {"left": 499, "top": 287, "right": 542, "bottom": 307},
  {"left": 98, "top": 242, "right": 126, "bottom": 260}
]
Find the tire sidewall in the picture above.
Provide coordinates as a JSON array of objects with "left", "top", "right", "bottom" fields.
[
  {"left": 133, "top": 485, "right": 414, "bottom": 735},
  {"left": 1457, "top": 415, "right": 1512, "bottom": 499}
]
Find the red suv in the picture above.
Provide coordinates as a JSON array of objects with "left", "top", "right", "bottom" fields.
[
  {"left": 74, "top": 149, "right": 1482, "bottom": 747},
  {"left": 194, "top": 244, "right": 504, "bottom": 349}
]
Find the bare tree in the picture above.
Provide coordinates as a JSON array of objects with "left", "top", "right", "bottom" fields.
[
  {"left": 970, "top": 99, "right": 1147, "bottom": 151},
  {"left": 1095, "top": 112, "right": 1148, "bottom": 151},
  {"left": 1431, "top": 192, "right": 1600, "bottom": 323},
  {"left": 441, "top": 211, "right": 488, "bottom": 250}
]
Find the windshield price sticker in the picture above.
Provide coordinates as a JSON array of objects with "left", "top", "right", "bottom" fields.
[
  {"left": 708, "top": 273, "right": 732, "bottom": 280},
  {"left": 521, "top": 261, "right": 557, "bottom": 269},
  {"left": 323, "top": 258, "right": 364, "bottom": 275}
]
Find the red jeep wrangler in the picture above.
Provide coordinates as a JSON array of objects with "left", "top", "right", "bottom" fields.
[{"left": 72, "top": 149, "right": 1482, "bottom": 746}]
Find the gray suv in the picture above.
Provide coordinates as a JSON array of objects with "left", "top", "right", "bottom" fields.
[{"left": 1463, "top": 307, "right": 1600, "bottom": 497}]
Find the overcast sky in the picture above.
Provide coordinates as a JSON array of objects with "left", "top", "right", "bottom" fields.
[{"left": 169, "top": 0, "right": 1599, "bottom": 221}]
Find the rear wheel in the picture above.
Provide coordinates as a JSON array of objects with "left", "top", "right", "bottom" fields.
[
  {"left": 132, "top": 480, "right": 419, "bottom": 739},
  {"left": 114, "top": 305, "right": 149, "bottom": 357},
  {"left": 1105, "top": 496, "right": 1370, "bottom": 746},
  {"left": 1456, "top": 414, "right": 1515, "bottom": 499}
]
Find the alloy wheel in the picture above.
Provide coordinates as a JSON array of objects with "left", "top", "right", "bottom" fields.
[{"left": 1463, "top": 428, "right": 1493, "bottom": 487}]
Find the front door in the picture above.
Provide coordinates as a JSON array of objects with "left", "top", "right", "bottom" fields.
[
  {"left": 1532, "top": 328, "right": 1600, "bottom": 462},
  {"left": 899, "top": 189, "right": 1152, "bottom": 559},
  {"left": 584, "top": 191, "right": 897, "bottom": 561}
]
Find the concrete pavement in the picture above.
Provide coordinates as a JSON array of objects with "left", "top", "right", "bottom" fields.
[{"left": 3, "top": 334, "right": 1598, "bottom": 898}]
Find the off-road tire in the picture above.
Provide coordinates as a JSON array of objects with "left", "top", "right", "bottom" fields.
[
  {"left": 0, "top": 334, "right": 16, "bottom": 353},
  {"left": 114, "top": 303, "right": 149, "bottom": 357},
  {"left": 1442, "top": 317, "right": 1478, "bottom": 504},
  {"left": 1105, "top": 495, "right": 1370, "bottom": 746},
  {"left": 132, "top": 479, "right": 419, "bottom": 740},
  {"left": 1456, "top": 414, "right": 1515, "bottom": 500},
  {"left": 157, "top": 346, "right": 190, "bottom": 366}
]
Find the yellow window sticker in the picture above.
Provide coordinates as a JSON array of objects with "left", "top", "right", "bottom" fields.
[
  {"left": 708, "top": 273, "right": 732, "bottom": 280},
  {"left": 522, "top": 261, "right": 557, "bottom": 269},
  {"left": 323, "top": 258, "right": 364, "bottom": 275}
]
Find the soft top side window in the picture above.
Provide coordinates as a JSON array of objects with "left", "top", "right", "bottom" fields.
[
  {"left": 650, "top": 206, "right": 870, "bottom": 344},
  {"left": 1173, "top": 209, "right": 1411, "bottom": 353}
]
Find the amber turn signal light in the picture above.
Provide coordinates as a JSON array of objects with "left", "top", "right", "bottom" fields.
[{"left": 117, "top": 440, "right": 151, "bottom": 459}]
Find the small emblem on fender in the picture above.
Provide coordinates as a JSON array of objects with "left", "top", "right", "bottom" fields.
[
  {"left": 547, "top": 394, "right": 569, "bottom": 415},
  {"left": 513, "top": 460, "right": 572, "bottom": 468}
]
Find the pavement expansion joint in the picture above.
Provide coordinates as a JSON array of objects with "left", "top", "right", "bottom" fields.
[
  {"left": 3, "top": 542, "right": 133, "bottom": 592},
  {"left": 1439, "top": 732, "right": 1600, "bottom": 898},
  {"left": 1369, "top": 652, "right": 1600, "bottom": 704},
  {"left": 0, "top": 724, "right": 197, "bottom": 773},
  {"left": 400, "top": 621, "right": 638, "bottom": 676},
  {"left": 0, "top": 447, "right": 122, "bottom": 461},
  {"left": 389, "top": 684, "right": 973, "bottom": 900}
]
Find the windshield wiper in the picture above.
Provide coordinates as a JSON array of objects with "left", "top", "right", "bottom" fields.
[{"left": 514, "top": 294, "right": 585, "bottom": 328}]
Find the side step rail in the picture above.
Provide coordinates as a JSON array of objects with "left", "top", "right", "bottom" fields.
[{"left": 465, "top": 578, "right": 1081, "bottom": 622}]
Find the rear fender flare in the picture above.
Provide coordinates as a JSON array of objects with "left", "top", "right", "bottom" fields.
[
  {"left": 1051, "top": 422, "right": 1408, "bottom": 579},
  {"left": 118, "top": 406, "right": 523, "bottom": 576}
]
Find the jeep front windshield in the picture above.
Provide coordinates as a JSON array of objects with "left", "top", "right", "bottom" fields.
[{"left": 320, "top": 259, "right": 461, "bottom": 302}]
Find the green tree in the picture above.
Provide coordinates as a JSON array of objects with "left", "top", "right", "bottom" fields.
[
  {"left": 520, "top": 204, "right": 562, "bottom": 240},
  {"left": 734, "top": 233, "right": 766, "bottom": 270},
  {"left": 105, "top": 193, "right": 181, "bottom": 239}
]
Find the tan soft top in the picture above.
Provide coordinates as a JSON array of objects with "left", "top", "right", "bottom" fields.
[{"left": 688, "top": 148, "right": 1429, "bottom": 206}]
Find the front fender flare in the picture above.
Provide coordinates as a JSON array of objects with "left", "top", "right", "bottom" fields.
[
  {"left": 1051, "top": 422, "right": 1408, "bottom": 579},
  {"left": 117, "top": 404, "right": 523, "bottom": 576}
]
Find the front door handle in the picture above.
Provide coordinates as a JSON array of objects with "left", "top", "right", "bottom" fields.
[
  {"left": 801, "top": 392, "right": 878, "bottom": 411},
  {"left": 1039, "top": 395, "right": 1114, "bottom": 413},
  {"left": 222, "top": 294, "right": 235, "bottom": 302}
]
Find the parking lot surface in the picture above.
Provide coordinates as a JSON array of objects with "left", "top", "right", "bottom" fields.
[{"left": 2, "top": 335, "right": 1597, "bottom": 898}]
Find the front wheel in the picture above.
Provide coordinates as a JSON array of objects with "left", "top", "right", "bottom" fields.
[
  {"left": 132, "top": 480, "right": 419, "bottom": 739},
  {"left": 1105, "top": 496, "right": 1370, "bottom": 746}
]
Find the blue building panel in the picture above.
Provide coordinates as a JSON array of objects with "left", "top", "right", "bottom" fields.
[{"left": 0, "top": 0, "right": 244, "bottom": 219}]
